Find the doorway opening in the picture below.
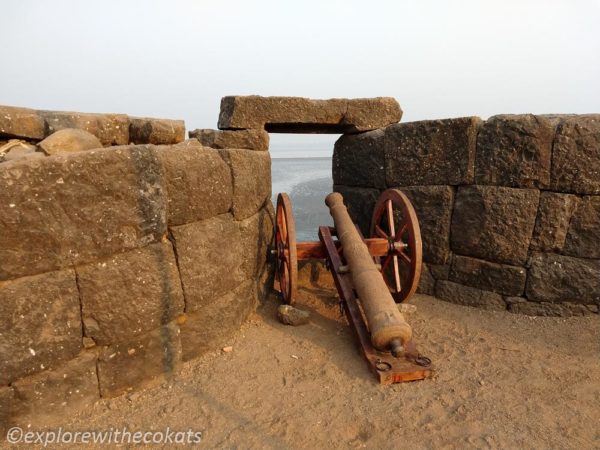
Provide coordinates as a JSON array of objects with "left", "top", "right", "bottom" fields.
[{"left": 269, "top": 133, "right": 339, "bottom": 241}]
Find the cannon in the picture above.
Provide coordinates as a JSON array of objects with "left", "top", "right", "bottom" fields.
[{"left": 274, "top": 189, "right": 432, "bottom": 384}]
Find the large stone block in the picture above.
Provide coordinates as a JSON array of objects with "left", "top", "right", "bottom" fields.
[
  {"left": 385, "top": 117, "right": 481, "bottom": 186},
  {"left": 450, "top": 185, "right": 540, "bottom": 265},
  {"left": 237, "top": 206, "right": 275, "bottom": 281},
  {"left": 0, "top": 269, "right": 81, "bottom": 385},
  {"left": 416, "top": 263, "right": 435, "bottom": 295},
  {"left": 97, "top": 322, "right": 181, "bottom": 397},
  {"left": 475, "top": 114, "right": 555, "bottom": 188},
  {"left": 563, "top": 196, "right": 600, "bottom": 259},
  {"left": 530, "top": 192, "right": 580, "bottom": 253},
  {"left": 170, "top": 214, "right": 245, "bottom": 312},
  {"left": 179, "top": 280, "right": 255, "bottom": 361},
  {"left": 332, "top": 129, "right": 385, "bottom": 188},
  {"left": 40, "top": 110, "right": 129, "bottom": 146},
  {"left": 0, "top": 145, "right": 166, "bottom": 280},
  {"left": 11, "top": 352, "right": 99, "bottom": 426},
  {"left": 435, "top": 280, "right": 506, "bottom": 311},
  {"left": 189, "top": 128, "right": 269, "bottom": 151},
  {"left": 156, "top": 141, "right": 232, "bottom": 226},
  {"left": 399, "top": 185, "right": 454, "bottom": 264},
  {"left": 551, "top": 114, "right": 600, "bottom": 195},
  {"left": 333, "top": 185, "right": 380, "bottom": 236},
  {"left": 219, "top": 149, "right": 271, "bottom": 220},
  {"left": 526, "top": 253, "right": 600, "bottom": 304},
  {"left": 218, "top": 96, "right": 401, "bottom": 133},
  {"left": 77, "top": 241, "right": 185, "bottom": 346},
  {"left": 508, "top": 299, "right": 597, "bottom": 317},
  {"left": 449, "top": 255, "right": 526, "bottom": 296},
  {"left": 129, "top": 117, "right": 185, "bottom": 145},
  {"left": 0, "top": 105, "right": 45, "bottom": 140},
  {"left": 428, "top": 261, "right": 451, "bottom": 280}
]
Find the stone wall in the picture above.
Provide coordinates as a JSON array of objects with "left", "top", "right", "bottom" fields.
[
  {"left": 333, "top": 114, "right": 600, "bottom": 317},
  {"left": 0, "top": 106, "right": 273, "bottom": 429}
]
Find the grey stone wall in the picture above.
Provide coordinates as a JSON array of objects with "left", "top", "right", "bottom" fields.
[
  {"left": 333, "top": 114, "right": 600, "bottom": 317},
  {"left": 1, "top": 117, "right": 273, "bottom": 430}
]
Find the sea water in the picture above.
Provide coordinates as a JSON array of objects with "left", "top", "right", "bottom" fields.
[{"left": 271, "top": 157, "right": 333, "bottom": 242}]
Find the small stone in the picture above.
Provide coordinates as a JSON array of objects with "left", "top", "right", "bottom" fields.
[
  {"left": 82, "top": 337, "right": 96, "bottom": 349},
  {"left": 277, "top": 304, "right": 310, "bottom": 326},
  {"left": 2, "top": 142, "right": 43, "bottom": 162},
  {"left": 222, "top": 346, "right": 233, "bottom": 353},
  {"left": 38, "top": 128, "right": 103, "bottom": 155},
  {"left": 398, "top": 303, "right": 417, "bottom": 316}
]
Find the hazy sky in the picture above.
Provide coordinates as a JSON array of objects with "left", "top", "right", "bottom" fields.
[{"left": 2, "top": 0, "right": 599, "bottom": 151}]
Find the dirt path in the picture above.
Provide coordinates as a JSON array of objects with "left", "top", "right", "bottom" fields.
[{"left": 58, "top": 286, "right": 599, "bottom": 449}]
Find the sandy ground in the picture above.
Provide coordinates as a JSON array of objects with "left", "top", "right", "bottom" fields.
[{"left": 45, "top": 284, "right": 600, "bottom": 449}]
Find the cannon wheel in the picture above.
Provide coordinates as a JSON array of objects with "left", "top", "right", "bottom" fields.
[
  {"left": 370, "top": 189, "right": 422, "bottom": 303},
  {"left": 275, "top": 193, "right": 298, "bottom": 304}
]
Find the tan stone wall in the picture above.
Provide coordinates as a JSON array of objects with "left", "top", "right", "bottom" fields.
[
  {"left": 333, "top": 114, "right": 600, "bottom": 317},
  {"left": 0, "top": 131, "right": 274, "bottom": 429}
]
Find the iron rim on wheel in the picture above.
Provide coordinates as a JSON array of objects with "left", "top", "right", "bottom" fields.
[
  {"left": 370, "top": 188, "right": 422, "bottom": 303},
  {"left": 275, "top": 193, "right": 298, "bottom": 304}
]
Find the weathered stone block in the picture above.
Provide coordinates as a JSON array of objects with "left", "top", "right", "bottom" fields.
[
  {"left": 450, "top": 185, "right": 540, "bottom": 265},
  {"left": 97, "top": 322, "right": 181, "bottom": 397},
  {"left": 156, "top": 141, "right": 232, "bottom": 226},
  {"left": 40, "top": 110, "right": 129, "bottom": 146},
  {"left": 332, "top": 129, "right": 385, "bottom": 188},
  {"left": 11, "top": 352, "right": 99, "bottom": 426},
  {"left": 449, "top": 255, "right": 526, "bottom": 296},
  {"left": 237, "top": 206, "right": 275, "bottom": 281},
  {"left": 416, "top": 263, "right": 435, "bottom": 295},
  {"left": 551, "top": 114, "right": 600, "bottom": 195},
  {"left": 428, "top": 261, "right": 451, "bottom": 280},
  {"left": 130, "top": 117, "right": 185, "bottom": 145},
  {"left": 179, "top": 280, "right": 255, "bottom": 361},
  {"left": 189, "top": 128, "right": 269, "bottom": 151},
  {"left": 0, "top": 145, "right": 166, "bottom": 280},
  {"left": 526, "top": 253, "right": 600, "bottom": 304},
  {"left": 219, "top": 149, "right": 271, "bottom": 220},
  {"left": 0, "top": 269, "right": 81, "bottom": 385},
  {"left": 435, "top": 280, "right": 506, "bottom": 311},
  {"left": 77, "top": 242, "right": 184, "bottom": 346},
  {"left": 38, "top": 128, "right": 103, "bottom": 155},
  {"left": 530, "top": 192, "right": 580, "bottom": 252},
  {"left": 385, "top": 117, "right": 481, "bottom": 186},
  {"left": 333, "top": 185, "right": 380, "bottom": 236},
  {"left": 508, "top": 300, "right": 597, "bottom": 317},
  {"left": 564, "top": 196, "right": 600, "bottom": 258},
  {"left": 400, "top": 185, "right": 454, "bottom": 264},
  {"left": 475, "top": 114, "right": 555, "bottom": 188},
  {"left": 0, "top": 105, "right": 45, "bottom": 140},
  {"left": 218, "top": 96, "right": 401, "bottom": 133},
  {"left": 170, "top": 214, "right": 245, "bottom": 312}
]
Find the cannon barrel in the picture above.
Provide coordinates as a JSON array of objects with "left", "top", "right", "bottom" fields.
[{"left": 325, "top": 193, "right": 412, "bottom": 354}]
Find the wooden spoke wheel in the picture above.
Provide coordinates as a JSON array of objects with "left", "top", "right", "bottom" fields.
[
  {"left": 275, "top": 193, "right": 298, "bottom": 304},
  {"left": 370, "top": 189, "right": 422, "bottom": 303}
]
